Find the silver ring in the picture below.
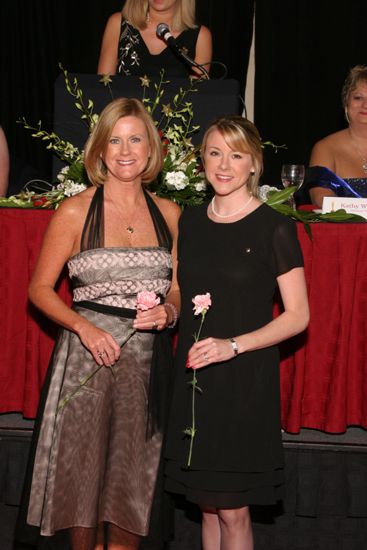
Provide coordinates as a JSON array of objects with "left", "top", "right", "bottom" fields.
[
  {"left": 152, "top": 321, "right": 158, "bottom": 329},
  {"left": 97, "top": 351, "right": 106, "bottom": 358},
  {"left": 203, "top": 352, "right": 209, "bottom": 362}
]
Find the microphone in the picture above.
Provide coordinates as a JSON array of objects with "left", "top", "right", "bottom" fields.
[
  {"left": 156, "top": 22, "right": 177, "bottom": 50},
  {"left": 156, "top": 23, "right": 210, "bottom": 79}
]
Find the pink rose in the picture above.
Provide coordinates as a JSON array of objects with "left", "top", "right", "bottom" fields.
[
  {"left": 192, "top": 293, "right": 212, "bottom": 315},
  {"left": 136, "top": 291, "right": 160, "bottom": 311}
]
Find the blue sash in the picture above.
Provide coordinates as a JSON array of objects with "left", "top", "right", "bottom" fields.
[{"left": 305, "top": 166, "right": 364, "bottom": 198}]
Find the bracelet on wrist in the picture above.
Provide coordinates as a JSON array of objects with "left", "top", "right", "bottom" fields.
[
  {"left": 229, "top": 337, "right": 239, "bottom": 356},
  {"left": 164, "top": 302, "right": 178, "bottom": 329}
]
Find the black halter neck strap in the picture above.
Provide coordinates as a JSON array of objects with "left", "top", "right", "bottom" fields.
[{"left": 80, "top": 185, "right": 173, "bottom": 252}]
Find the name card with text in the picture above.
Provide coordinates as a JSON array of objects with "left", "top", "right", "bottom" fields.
[{"left": 322, "top": 197, "right": 367, "bottom": 219}]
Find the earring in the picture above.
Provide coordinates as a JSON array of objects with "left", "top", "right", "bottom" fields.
[{"left": 345, "top": 108, "right": 350, "bottom": 123}]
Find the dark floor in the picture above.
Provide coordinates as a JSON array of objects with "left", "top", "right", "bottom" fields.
[{"left": 1, "top": 414, "right": 367, "bottom": 550}]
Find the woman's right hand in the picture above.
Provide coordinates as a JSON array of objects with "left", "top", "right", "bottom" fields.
[{"left": 77, "top": 321, "right": 121, "bottom": 367}]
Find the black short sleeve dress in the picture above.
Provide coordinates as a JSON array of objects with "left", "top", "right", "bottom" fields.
[{"left": 164, "top": 202, "right": 304, "bottom": 508}]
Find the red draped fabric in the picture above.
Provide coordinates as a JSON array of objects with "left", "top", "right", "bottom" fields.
[
  {"left": 1, "top": 208, "right": 367, "bottom": 431},
  {"left": 280, "top": 222, "right": 367, "bottom": 433},
  {"left": 0, "top": 209, "right": 71, "bottom": 418}
]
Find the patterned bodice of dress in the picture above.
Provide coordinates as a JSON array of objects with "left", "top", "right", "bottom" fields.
[
  {"left": 117, "top": 19, "right": 200, "bottom": 77},
  {"left": 68, "top": 247, "right": 172, "bottom": 309},
  {"left": 343, "top": 178, "right": 367, "bottom": 197}
]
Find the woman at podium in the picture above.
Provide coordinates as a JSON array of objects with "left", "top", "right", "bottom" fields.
[{"left": 98, "top": 0, "right": 212, "bottom": 78}]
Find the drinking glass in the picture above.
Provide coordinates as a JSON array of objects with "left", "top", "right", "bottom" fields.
[{"left": 281, "top": 164, "right": 305, "bottom": 209}]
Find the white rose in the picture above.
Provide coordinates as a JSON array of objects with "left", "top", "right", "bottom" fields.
[
  {"left": 165, "top": 171, "right": 189, "bottom": 190},
  {"left": 194, "top": 181, "right": 207, "bottom": 192}
]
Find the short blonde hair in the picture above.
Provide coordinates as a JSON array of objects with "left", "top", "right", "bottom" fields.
[
  {"left": 122, "top": 0, "right": 197, "bottom": 32},
  {"left": 84, "top": 97, "right": 163, "bottom": 187},
  {"left": 201, "top": 116, "right": 263, "bottom": 197},
  {"left": 341, "top": 65, "right": 367, "bottom": 107}
]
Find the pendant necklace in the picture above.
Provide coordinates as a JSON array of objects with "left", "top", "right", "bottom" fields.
[
  {"left": 108, "top": 192, "right": 142, "bottom": 238},
  {"left": 349, "top": 130, "right": 367, "bottom": 173},
  {"left": 211, "top": 195, "right": 253, "bottom": 219}
]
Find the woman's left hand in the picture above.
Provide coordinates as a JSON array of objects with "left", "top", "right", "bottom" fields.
[
  {"left": 187, "top": 337, "right": 236, "bottom": 370},
  {"left": 133, "top": 304, "right": 168, "bottom": 331}
]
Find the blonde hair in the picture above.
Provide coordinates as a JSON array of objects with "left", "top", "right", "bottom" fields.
[
  {"left": 201, "top": 116, "right": 263, "bottom": 197},
  {"left": 122, "top": 0, "right": 197, "bottom": 32},
  {"left": 84, "top": 97, "right": 163, "bottom": 186},
  {"left": 341, "top": 65, "right": 367, "bottom": 107}
]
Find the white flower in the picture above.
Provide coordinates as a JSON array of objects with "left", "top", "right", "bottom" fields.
[
  {"left": 168, "top": 145, "right": 186, "bottom": 164},
  {"left": 258, "top": 185, "right": 280, "bottom": 202},
  {"left": 64, "top": 184, "right": 87, "bottom": 197},
  {"left": 194, "top": 181, "right": 207, "bottom": 192},
  {"left": 56, "top": 165, "right": 70, "bottom": 182},
  {"left": 165, "top": 170, "right": 189, "bottom": 190},
  {"left": 56, "top": 179, "right": 87, "bottom": 197},
  {"left": 64, "top": 182, "right": 87, "bottom": 197}
]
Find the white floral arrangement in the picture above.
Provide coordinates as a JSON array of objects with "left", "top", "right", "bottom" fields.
[
  {"left": 0, "top": 66, "right": 209, "bottom": 209},
  {"left": 140, "top": 72, "right": 209, "bottom": 206},
  {"left": 2, "top": 66, "right": 362, "bottom": 227}
]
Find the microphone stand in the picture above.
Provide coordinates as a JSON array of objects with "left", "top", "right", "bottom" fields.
[
  {"left": 177, "top": 49, "right": 210, "bottom": 80},
  {"left": 156, "top": 23, "right": 210, "bottom": 80}
]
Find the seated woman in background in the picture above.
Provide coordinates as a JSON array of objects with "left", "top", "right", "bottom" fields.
[
  {"left": 0, "top": 126, "right": 9, "bottom": 196},
  {"left": 97, "top": 0, "right": 212, "bottom": 78},
  {"left": 306, "top": 65, "right": 367, "bottom": 207}
]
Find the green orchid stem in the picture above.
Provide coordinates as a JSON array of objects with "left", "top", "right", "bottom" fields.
[
  {"left": 186, "top": 310, "right": 207, "bottom": 467},
  {"left": 57, "top": 328, "right": 136, "bottom": 414}
]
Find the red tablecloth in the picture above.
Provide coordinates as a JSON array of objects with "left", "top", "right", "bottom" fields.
[
  {"left": 1, "top": 208, "right": 367, "bottom": 431},
  {"left": 280, "top": 222, "right": 367, "bottom": 433},
  {"left": 0, "top": 209, "right": 71, "bottom": 418}
]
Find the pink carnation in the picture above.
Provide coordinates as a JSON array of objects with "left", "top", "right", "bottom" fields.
[
  {"left": 192, "top": 292, "right": 212, "bottom": 315},
  {"left": 136, "top": 291, "right": 160, "bottom": 311}
]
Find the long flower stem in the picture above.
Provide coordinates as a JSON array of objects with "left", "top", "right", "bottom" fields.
[
  {"left": 57, "top": 328, "right": 136, "bottom": 414},
  {"left": 187, "top": 369, "right": 197, "bottom": 467},
  {"left": 186, "top": 311, "right": 206, "bottom": 467}
]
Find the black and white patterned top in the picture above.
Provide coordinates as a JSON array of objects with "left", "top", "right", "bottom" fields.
[{"left": 117, "top": 19, "right": 200, "bottom": 77}]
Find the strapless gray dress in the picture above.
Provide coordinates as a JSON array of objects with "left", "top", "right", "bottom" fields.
[{"left": 27, "top": 188, "right": 173, "bottom": 537}]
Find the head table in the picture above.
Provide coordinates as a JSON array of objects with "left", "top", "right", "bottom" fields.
[{"left": 1, "top": 207, "right": 366, "bottom": 432}]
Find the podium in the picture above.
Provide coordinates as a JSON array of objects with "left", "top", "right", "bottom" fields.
[{"left": 53, "top": 74, "right": 241, "bottom": 177}]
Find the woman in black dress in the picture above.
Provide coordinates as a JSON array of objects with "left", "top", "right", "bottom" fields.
[
  {"left": 164, "top": 116, "right": 309, "bottom": 549},
  {"left": 97, "top": 0, "right": 212, "bottom": 77}
]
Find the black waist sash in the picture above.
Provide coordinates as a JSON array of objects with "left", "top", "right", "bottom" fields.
[
  {"left": 75, "top": 300, "right": 136, "bottom": 318},
  {"left": 74, "top": 300, "right": 173, "bottom": 438}
]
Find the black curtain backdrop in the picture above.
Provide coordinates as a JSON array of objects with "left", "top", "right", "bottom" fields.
[
  {"left": 254, "top": 0, "right": 367, "bottom": 197},
  {"left": 0, "top": 0, "right": 253, "bottom": 183},
  {"left": 2, "top": 1, "right": 366, "bottom": 195}
]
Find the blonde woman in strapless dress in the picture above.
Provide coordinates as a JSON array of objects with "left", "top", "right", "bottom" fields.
[{"left": 25, "top": 97, "right": 181, "bottom": 550}]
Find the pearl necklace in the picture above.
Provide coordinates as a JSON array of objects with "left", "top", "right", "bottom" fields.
[{"left": 211, "top": 195, "right": 253, "bottom": 219}]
